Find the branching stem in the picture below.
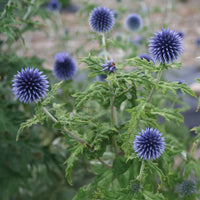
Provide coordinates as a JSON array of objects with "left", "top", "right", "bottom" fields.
[
  {"left": 137, "top": 160, "right": 145, "bottom": 181},
  {"left": 42, "top": 106, "right": 113, "bottom": 169},
  {"left": 146, "top": 70, "right": 163, "bottom": 103},
  {"left": 23, "top": 0, "right": 35, "bottom": 21},
  {"left": 0, "top": 0, "right": 12, "bottom": 19}
]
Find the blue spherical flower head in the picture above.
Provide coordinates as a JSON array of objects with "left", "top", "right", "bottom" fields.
[
  {"left": 101, "top": 58, "right": 116, "bottom": 74},
  {"left": 195, "top": 38, "right": 200, "bottom": 47},
  {"left": 138, "top": 53, "right": 155, "bottom": 64},
  {"left": 125, "top": 14, "right": 143, "bottom": 32},
  {"left": 149, "top": 28, "right": 183, "bottom": 64},
  {"left": 89, "top": 7, "right": 115, "bottom": 33},
  {"left": 12, "top": 67, "right": 49, "bottom": 104},
  {"left": 53, "top": 52, "right": 77, "bottom": 80},
  {"left": 179, "top": 180, "right": 197, "bottom": 196},
  {"left": 133, "top": 128, "right": 165, "bottom": 160},
  {"left": 47, "top": 0, "right": 61, "bottom": 11}
]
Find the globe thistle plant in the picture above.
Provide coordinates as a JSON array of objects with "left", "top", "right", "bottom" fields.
[
  {"left": 133, "top": 128, "right": 165, "bottom": 160},
  {"left": 47, "top": 0, "right": 61, "bottom": 11},
  {"left": 89, "top": 7, "right": 115, "bottom": 33},
  {"left": 149, "top": 28, "right": 183, "bottom": 64},
  {"left": 53, "top": 52, "right": 77, "bottom": 80},
  {"left": 12, "top": 67, "right": 49, "bottom": 104},
  {"left": 101, "top": 58, "right": 116, "bottom": 74},
  {"left": 138, "top": 53, "right": 155, "bottom": 64},
  {"left": 179, "top": 180, "right": 197, "bottom": 196},
  {"left": 125, "top": 14, "right": 143, "bottom": 32}
]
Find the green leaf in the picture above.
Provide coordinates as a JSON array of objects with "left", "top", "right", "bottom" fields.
[
  {"left": 65, "top": 143, "right": 86, "bottom": 185},
  {"left": 113, "top": 157, "right": 131, "bottom": 177}
]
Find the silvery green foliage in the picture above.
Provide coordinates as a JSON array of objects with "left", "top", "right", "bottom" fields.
[{"left": 12, "top": 2, "right": 200, "bottom": 200}]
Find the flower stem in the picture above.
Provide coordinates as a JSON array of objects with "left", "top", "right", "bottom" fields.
[
  {"left": 42, "top": 107, "right": 113, "bottom": 169},
  {"left": 23, "top": 0, "right": 35, "bottom": 21},
  {"left": 137, "top": 160, "right": 145, "bottom": 181},
  {"left": 146, "top": 70, "right": 163, "bottom": 103},
  {"left": 102, "top": 33, "right": 107, "bottom": 59},
  {"left": 0, "top": 0, "right": 12, "bottom": 19},
  {"left": 42, "top": 107, "right": 91, "bottom": 150},
  {"left": 98, "top": 157, "right": 112, "bottom": 169},
  {"left": 110, "top": 94, "right": 119, "bottom": 156},
  {"left": 190, "top": 141, "right": 198, "bottom": 158}
]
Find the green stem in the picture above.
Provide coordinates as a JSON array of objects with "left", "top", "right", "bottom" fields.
[
  {"left": 110, "top": 94, "right": 119, "bottom": 155},
  {"left": 97, "top": 157, "right": 112, "bottom": 169},
  {"left": 137, "top": 160, "right": 145, "bottom": 181},
  {"left": 42, "top": 107, "right": 113, "bottom": 169},
  {"left": 42, "top": 107, "right": 91, "bottom": 149},
  {"left": 23, "top": 0, "right": 35, "bottom": 21},
  {"left": 146, "top": 70, "right": 163, "bottom": 103},
  {"left": 190, "top": 141, "right": 198, "bottom": 158},
  {"left": 102, "top": 33, "right": 107, "bottom": 59},
  {"left": 0, "top": 0, "right": 12, "bottom": 19}
]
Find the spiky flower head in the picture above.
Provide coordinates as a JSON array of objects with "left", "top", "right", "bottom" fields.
[
  {"left": 149, "top": 28, "right": 183, "bottom": 64},
  {"left": 195, "top": 38, "right": 200, "bottom": 47},
  {"left": 53, "top": 52, "right": 77, "bottom": 80},
  {"left": 138, "top": 53, "right": 155, "bottom": 64},
  {"left": 47, "top": 0, "right": 61, "bottom": 11},
  {"left": 89, "top": 7, "right": 115, "bottom": 33},
  {"left": 179, "top": 180, "right": 197, "bottom": 196},
  {"left": 133, "top": 128, "right": 165, "bottom": 160},
  {"left": 101, "top": 58, "right": 116, "bottom": 74},
  {"left": 130, "top": 180, "right": 140, "bottom": 193},
  {"left": 12, "top": 67, "right": 49, "bottom": 104},
  {"left": 125, "top": 14, "right": 143, "bottom": 32}
]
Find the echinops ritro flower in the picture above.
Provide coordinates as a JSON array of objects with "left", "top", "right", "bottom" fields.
[
  {"left": 89, "top": 7, "right": 115, "bottom": 33},
  {"left": 47, "top": 0, "right": 61, "bottom": 11},
  {"left": 12, "top": 67, "right": 49, "bottom": 103},
  {"left": 125, "top": 14, "right": 143, "bottom": 32},
  {"left": 149, "top": 28, "right": 183, "bottom": 64},
  {"left": 179, "top": 180, "right": 197, "bottom": 196},
  {"left": 101, "top": 58, "right": 116, "bottom": 74},
  {"left": 133, "top": 128, "right": 165, "bottom": 160},
  {"left": 53, "top": 52, "right": 77, "bottom": 80}
]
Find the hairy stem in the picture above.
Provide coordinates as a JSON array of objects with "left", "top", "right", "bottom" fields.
[
  {"left": 110, "top": 94, "right": 119, "bottom": 155},
  {"left": 98, "top": 158, "right": 112, "bottom": 169},
  {"left": 23, "top": 0, "right": 35, "bottom": 21},
  {"left": 42, "top": 107, "right": 113, "bottom": 169},
  {"left": 42, "top": 107, "right": 91, "bottom": 149},
  {"left": 102, "top": 33, "right": 107, "bottom": 59},
  {"left": 137, "top": 160, "right": 145, "bottom": 181},
  {"left": 146, "top": 70, "right": 163, "bottom": 103},
  {"left": 190, "top": 141, "right": 198, "bottom": 158},
  {"left": 0, "top": 0, "right": 12, "bottom": 18}
]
